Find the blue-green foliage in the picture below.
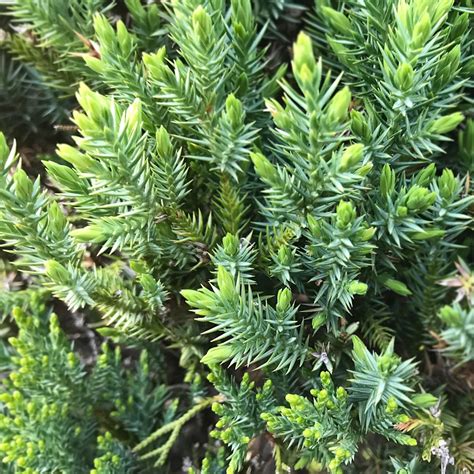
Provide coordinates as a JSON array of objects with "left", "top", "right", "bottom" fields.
[{"left": 0, "top": 0, "right": 472, "bottom": 472}]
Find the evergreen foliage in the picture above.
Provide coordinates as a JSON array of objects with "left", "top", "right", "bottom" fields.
[
  {"left": 0, "top": 0, "right": 472, "bottom": 473},
  {"left": 0, "top": 300, "right": 177, "bottom": 473}
]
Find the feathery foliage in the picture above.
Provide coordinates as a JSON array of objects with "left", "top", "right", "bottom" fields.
[{"left": 0, "top": 0, "right": 472, "bottom": 472}]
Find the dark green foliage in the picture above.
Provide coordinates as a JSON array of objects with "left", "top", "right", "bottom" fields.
[
  {"left": 0, "top": 49, "right": 68, "bottom": 140},
  {"left": 4, "top": 0, "right": 115, "bottom": 93}
]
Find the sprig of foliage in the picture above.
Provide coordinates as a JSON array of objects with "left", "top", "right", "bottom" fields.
[
  {"left": 0, "top": 299, "right": 193, "bottom": 472},
  {"left": 309, "top": 0, "right": 471, "bottom": 166}
]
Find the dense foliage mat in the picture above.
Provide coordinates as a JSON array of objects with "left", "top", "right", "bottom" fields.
[{"left": 0, "top": 0, "right": 472, "bottom": 473}]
